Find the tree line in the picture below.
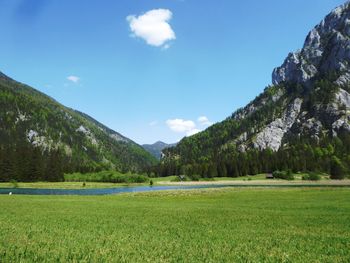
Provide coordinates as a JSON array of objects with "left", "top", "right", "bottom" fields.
[
  {"left": 0, "top": 141, "right": 64, "bottom": 182},
  {"left": 149, "top": 133, "right": 350, "bottom": 180}
]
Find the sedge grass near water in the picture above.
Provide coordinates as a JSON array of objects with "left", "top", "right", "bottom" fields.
[{"left": 0, "top": 188, "right": 349, "bottom": 262}]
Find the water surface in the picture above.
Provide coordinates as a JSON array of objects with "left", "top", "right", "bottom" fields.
[{"left": 0, "top": 184, "right": 349, "bottom": 195}]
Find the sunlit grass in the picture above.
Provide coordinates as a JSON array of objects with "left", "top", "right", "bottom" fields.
[{"left": 0, "top": 188, "right": 349, "bottom": 262}]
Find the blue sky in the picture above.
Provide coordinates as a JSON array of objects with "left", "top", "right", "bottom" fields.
[{"left": 0, "top": 0, "right": 345, "bottom": 144}]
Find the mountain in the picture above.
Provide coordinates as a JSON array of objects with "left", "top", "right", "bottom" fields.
[
  {"left": 142, "top": 141, "right": 177, "bottom": 159},
  {"left": 0, "top": 72, "right": 157, "bottom": 181},
  {"left": 160, "top": 2, "right": 350, "bottom": 178}
]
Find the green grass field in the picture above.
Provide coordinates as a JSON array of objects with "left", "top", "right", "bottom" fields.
[{"left": 0, "top": 188, "right": 349, "bottom": 262}]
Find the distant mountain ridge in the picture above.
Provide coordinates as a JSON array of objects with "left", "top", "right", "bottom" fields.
[
  {"left": 0, "top": 71, "right": 157, "bottom": 181},
  {"left": 142, "top": 141, "right": 177, "bottom": 159},
  {"left": 160, "top": 2, "right": 350, "bottom": 178}
]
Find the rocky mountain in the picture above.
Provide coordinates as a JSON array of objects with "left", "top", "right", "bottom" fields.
[
  {"left": 160, "top": 1, "right": 350, "bottom": 178},
  {"left": 0, "top": 71, "right": 157, "bottom": 181},
  {"left": 142, "top": 141, "right": 177, "bottom": 159}
]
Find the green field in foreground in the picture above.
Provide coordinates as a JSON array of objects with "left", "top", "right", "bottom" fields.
[{"left": 0, "top": 188, "right": 349, "bottom": 262}]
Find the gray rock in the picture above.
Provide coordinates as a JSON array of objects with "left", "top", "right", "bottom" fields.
[
  {"left": 332, "top": 116, "right": 350, "bottom": 136},
  {"left": 253, "top": 98, "right": 303, "bottom": 151},
  {"left": 273, "top": 1, "right": 350, "bottom": 87},
  {"left": 335, "top": 88, "right": 350, "bottom": 108}
]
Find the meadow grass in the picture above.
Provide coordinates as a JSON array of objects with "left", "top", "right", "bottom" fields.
[
  {"left": 0, "top": 188, "right": 349, "bottom": 262},
  {"left": 0, "top": 177, "right": 174, "bottom": 189},
  {"left": 0, "top": 181, "right": 128, "bottom": 189}
]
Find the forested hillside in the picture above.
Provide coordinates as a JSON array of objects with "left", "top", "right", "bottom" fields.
[{"left": 0, "top": 72, "right": 157, "bottom": 182}]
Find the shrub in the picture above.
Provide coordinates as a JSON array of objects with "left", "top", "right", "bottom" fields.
[
  {"left": 302, "top": 173, "right": 321, "bottom": 181},
  {"left": 272, "top": 170, "right": 294, "bottom": 181},
  {"left": 330, "top": 156, "right": 346, "bottom": 180},
  {"left": 64, "top": 171, "right": 149, "bottom": 184},
  {"left": 190, "top": 174, "right": 201, "bottom": 181},
  {"left": 171, "top": 175, "right": 191, "bottom": 182},
  {"left": 10, "top": 179, "right": 18, "bottom": 188},
  {"left": 170, "top": 176, "right": 181, "bottom": 182}
]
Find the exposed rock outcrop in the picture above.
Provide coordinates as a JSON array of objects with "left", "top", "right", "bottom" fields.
[
  {"left": 253, "top": 98, "right": 303, "bottom": 151},
  {"left": 273, "top": 1, "right": 350, "bottom": 87}
]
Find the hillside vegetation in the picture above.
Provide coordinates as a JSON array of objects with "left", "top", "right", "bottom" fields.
[{"left": 0, "top": 73, "right": 157, "bottom": 182}]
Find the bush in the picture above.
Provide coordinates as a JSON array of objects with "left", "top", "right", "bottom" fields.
[
  {"left": 190, "top": 174, "right": 201, "bottom": 181},
  {"left": 171, "top": 175, "right": 191, "bottom": 182},
  {"left": 272, "top": 170, "right": 294, "bottom": 181},
  {"left": 200, "top": 177, "right": 215, "bottom": 181},
  {"left": 10, "top": 179, "right": 18, "bottom": 188},
  {"left": 330, "top": 156, "right": 346, "bottom": 180},
  {"left": 171, "top": 174, "right": 201, "bottom": 181},
  {"left": 64, "top": 171, "right": 149, "bottom": 184},
  {"left": 302, "top": 173, "right": 321, "bottom": 181}
]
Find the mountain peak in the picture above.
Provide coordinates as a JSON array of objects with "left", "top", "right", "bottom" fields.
[
  {"left": 143, "top": 141, "right": 177, "bottom": 159},
  {"left": 272, "top": 1, "right": 350, "bottom": 86}
]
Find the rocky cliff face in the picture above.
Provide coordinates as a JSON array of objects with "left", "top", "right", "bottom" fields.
[
  {"left": 234, "top": 1, "right": 350, "bottom": 152},
  {"left": 273, "top": 1, "right": 350, "bottom": 87},
  {"left": 163, "top": 1, "right": 350, "bottom": 165}
]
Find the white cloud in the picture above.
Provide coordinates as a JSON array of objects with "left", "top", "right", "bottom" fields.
[
  {"left": 166, "top": 119, "right": 195, "bottom": 133},
  {"left": 127, "top": 9, "right": 176, "bottom": 48},
  {"left": 166, "top": 116, "right": 213, "bottom": 137},
  {"left": 198, "top": 116, "right": 213, "bottom": 126},
  {"left": 67, "top": 76, "right": 80, "bottom": 83}
]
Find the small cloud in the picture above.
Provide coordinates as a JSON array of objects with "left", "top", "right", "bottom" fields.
[
  {"left": 198, "top": 116, "right": 213, "bottom": 126},
  {"left": 166, "top": 116, "right": 213, "bottom": 138},
  {"left": 149, "top": 121, "right": 158, "bottom": 126},
  {"left": 127, "top": 9, "right": 176, "bottom": 48},
  {"left": 166, "top": 118, "right": 196, "bottom": 135},
  {"left": 67, "top": 75, "right": 80, "bottom": 83},
  {"left": 166, "top": 118, "right": 201, "bottom": 136}
]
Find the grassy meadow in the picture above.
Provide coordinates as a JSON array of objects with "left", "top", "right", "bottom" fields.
[{"left": 0, "top": 188, "right": 350, "bottom": 262}]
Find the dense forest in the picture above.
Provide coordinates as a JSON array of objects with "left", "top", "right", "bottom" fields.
[
  {"left": 0, "top": 141, "right": 64, "bottom": 182},
  {"left": 150, "top": 133, "right": 350, "bottom": 180}
]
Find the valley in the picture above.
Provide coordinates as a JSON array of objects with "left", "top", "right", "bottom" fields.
[{"left": 1, "top": 1, "right": 350, "bottom": 262}]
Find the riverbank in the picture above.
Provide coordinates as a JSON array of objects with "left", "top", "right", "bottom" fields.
[
  {"left": 0, "top": 181, "right": 141, "bottom": 189},
  {"left": 157, "top": 179, "right": 350, "bottom": 186}
]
